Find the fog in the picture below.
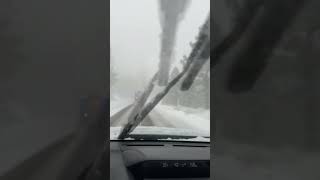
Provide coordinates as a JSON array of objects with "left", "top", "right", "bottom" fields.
[{"left": 111, "top": 0, "right": 210, "bottom": 99}]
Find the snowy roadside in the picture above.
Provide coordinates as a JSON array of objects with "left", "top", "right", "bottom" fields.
[
  {"left": 110, "top": 96, "right": 132, "bottom": 116},
  {"left": 154, "top": 104, "right": 210, "bottom": 134},
  {"left": 110, "top": 95, "right": 210, "bottom": 141}
]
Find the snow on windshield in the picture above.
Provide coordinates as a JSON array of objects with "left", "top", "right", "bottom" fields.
[{"left": 110, "top": 0, "right": 210, "bottom": 141}]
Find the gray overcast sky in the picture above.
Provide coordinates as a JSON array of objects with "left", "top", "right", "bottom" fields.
[{"left": 111, "top": 0, "right": 210, "bottom": 98}]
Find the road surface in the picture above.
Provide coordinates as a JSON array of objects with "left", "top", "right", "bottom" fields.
[
  {"left": 110, "top": 104, "right": 174, "bottom": 128},
  {"left": 110, "top": 102, "right": 211, "bottom": 135}
]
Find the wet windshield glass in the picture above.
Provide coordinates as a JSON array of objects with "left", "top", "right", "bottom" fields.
[{"left": 110, "top": 0, "right": 210, "bottom": 141}]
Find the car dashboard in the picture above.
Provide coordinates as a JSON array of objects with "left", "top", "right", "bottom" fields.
[{"left": 110, "top": 140, "right": 210, "bottom": 180}]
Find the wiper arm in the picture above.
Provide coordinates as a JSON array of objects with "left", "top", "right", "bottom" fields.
[
  {"left": 117, "top": 73, "right": 158, "bottom": 138},
  {"left": 181, "top": 14, "right": 210, "bottom": 90},
  {"left": 118, "top": 17, "right": 210, "bottom": 139}
]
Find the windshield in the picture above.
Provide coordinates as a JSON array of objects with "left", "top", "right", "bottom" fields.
[{"left": 110, "top": 0, "right": 210, "bottom": 142}]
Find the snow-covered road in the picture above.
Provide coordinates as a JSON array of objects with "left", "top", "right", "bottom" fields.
[
  {"left": 110, "top": 97, "right": 132, "bottom": 116},
  {"left": 110, "top": 104, "right": 176, "bottom": 128},
  {"left": 110, "top": 100, "right": 210, "bottom": 136}
]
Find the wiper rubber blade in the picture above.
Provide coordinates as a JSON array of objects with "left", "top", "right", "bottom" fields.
[{"left": 181, "top": 15, "right": 210, "bottom": 90}]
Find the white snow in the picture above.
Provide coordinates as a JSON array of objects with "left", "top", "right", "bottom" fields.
[
  {"left": 158, "top": 136, "right": 210, "bottom": 142},
  {"left": 110, "top": 96, "right": 132, "bottom": 116},
  {"left": 154, "top": 104, "right": 210, "bottom": 134},
  {"left": 110, "top": 126, "right": 209, "bottom": 142},
  {"left": 110, "top": 94, "right": 210, "bottom": 142}
]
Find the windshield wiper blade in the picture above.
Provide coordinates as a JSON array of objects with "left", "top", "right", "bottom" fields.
[
  {"left": 181, "top": 15, "right": 210, "bottom": 90},
  {"left": 118, "top": 17, "right": 210, "bottom": 140},
  {"left": 118, "top": 67, "right": 188, "bottom": 139},
  {"left": 117, "top": 73, "right": 158, "bottom": 138}
]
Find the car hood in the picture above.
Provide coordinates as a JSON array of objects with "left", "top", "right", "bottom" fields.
[{"left": 110, "top": 126, "right": 210, "bottom": 142}]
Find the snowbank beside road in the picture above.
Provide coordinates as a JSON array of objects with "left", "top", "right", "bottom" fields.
[{"left": 154, "top": 105, "right": 210, "bottom": 134}]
